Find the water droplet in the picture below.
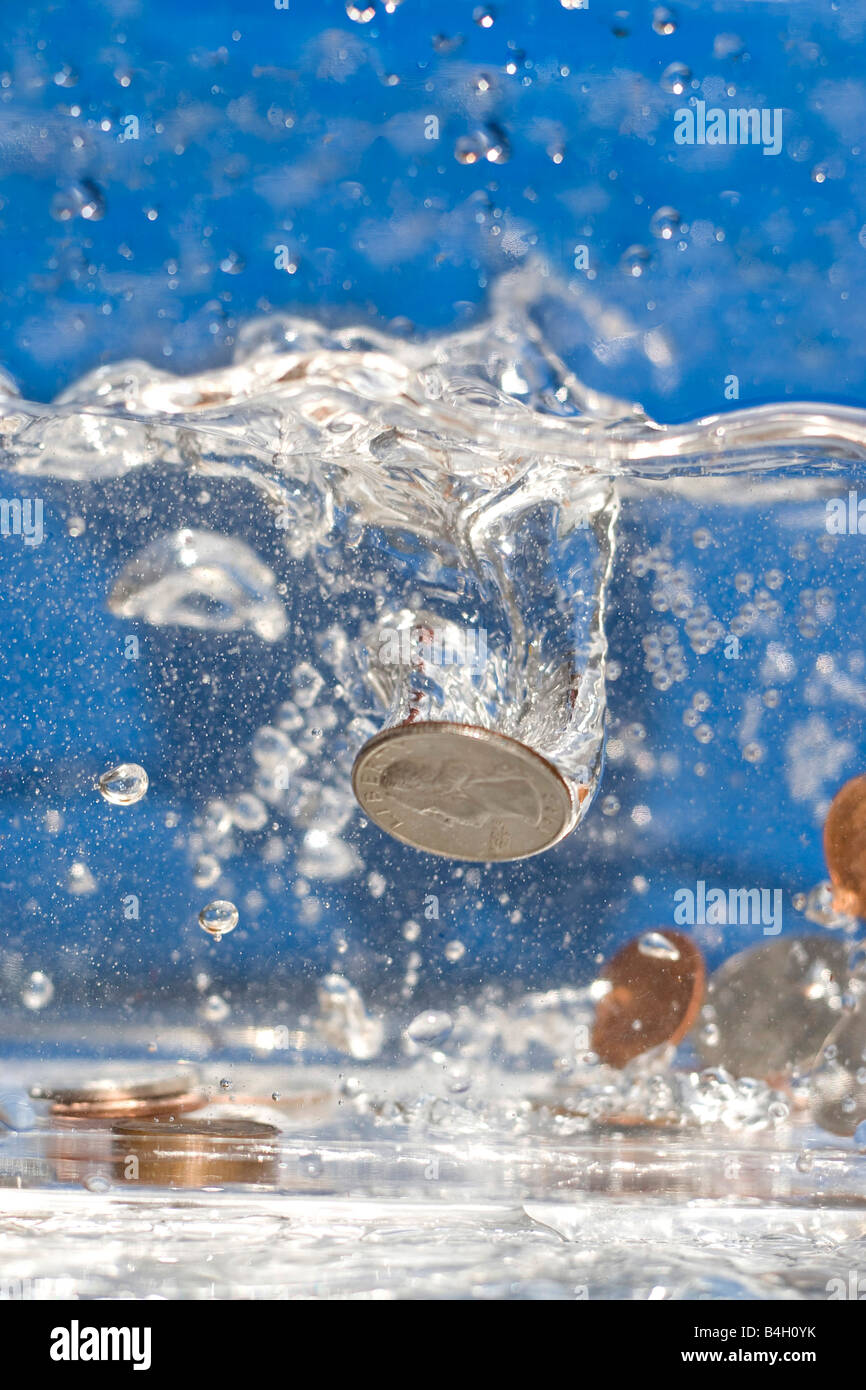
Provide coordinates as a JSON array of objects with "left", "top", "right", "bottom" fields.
[
  {"left": 219, "top": 251, "right": 245, "bottom": 275},
  {"left": 67, "top": 861, "right": 97, "bottom": 896},
  {"left": 850, "top": 943, "right": 866, "bottom": 974},
  {"left": 650, "top": 206, "right": 681, "bottom": 240},
  {"left": 83, "top": 1173, "right": 111, "bottom": 1193},
  {"left": 652, "top": 6, "right": 677, "bottom": 35},
  {"left": 109, "top": 529, "right": 287, "bottom": 642},
  {"left": 292, "top": 662, "right": 324, "bottom": 709},
  {"left": 444, "top": 940, "right": 465, "bottom": 962},
  {"left": 21, "top": 971, "right": 54, "bottom": 1011},
  {"left": 346, "top": 1, "right": 376, "bottom": 21},
  {"left": 661, "top": 61, "right": 691, "bottom": 94},
  {"left": 620, "top": 244, "right": 651, "bottom": 277},
  {"left": 193, "top": 854, "right": 221, "bottom": 890},
  {"left": 803, "top": 880, "right": 857, "bottom": 931},
  {"left": 97, "top": 762, "right": 149, "bottom": 805},
  {"left": 252, "top": 724, "right": 292, "bottom": 766},
  {"left": 198, "top": 900, "right": 239, "bottom": 940},
  {"left": 713, "top": 32, "right": 745, "bottom": 60},
  {"left": 455, "top": 124, "right": 511, "bottom": 165},
  {"left": 473, "top": 5, "right": 495, "bottom": 26},
  {"left": 317, "top": 975, "right": 384, "bottom": 1059},
  {"left": 230, "top": 792, "right": 267, "bottom": 832},
  {"left": 53, "top": 64, "right": 79, "bottom": 87},
  {"left": 200, "top": 993, "right": 230, "bottom": 1023},
  {"left": 407, "top": 1010, "right": 454, "bottom": 1047},
  {"left": 638, "top": 931, "right": 681, "bottom": 961},
  {"left": 50, "top": 179, "right": 106, "bottom": 223}
]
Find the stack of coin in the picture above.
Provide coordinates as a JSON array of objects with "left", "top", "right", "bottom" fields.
[
  {"left": 591, "top": 930, "right": 705, "bottom": 1069},
  {"left": 29, "top": 1071, "right": 206, "bottom": 1184},
  {"left": 112, "top": 1117, "right": 279, "bottom": 1188},
  {"left": 30, "top": 1070, "right": 204, "bottom": 1121}
]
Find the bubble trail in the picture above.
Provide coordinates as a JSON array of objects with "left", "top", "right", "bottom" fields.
[{"left": 97, "top": 763, "right": 149, "bottom": 806}]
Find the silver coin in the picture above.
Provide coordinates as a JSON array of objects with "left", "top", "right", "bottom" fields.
[
  {"left": 694, "top": 936, "right": 849, "bottom": 1081},
  {"left": 352, "top": 721, "right": 577, "bottom": 861}
]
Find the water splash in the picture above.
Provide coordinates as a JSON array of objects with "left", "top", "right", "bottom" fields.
[{"left": 108, "top": 529, "right": 288, "bottom": 642}]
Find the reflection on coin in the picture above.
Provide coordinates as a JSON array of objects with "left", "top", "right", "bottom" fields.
[
  {"left": 591, "top": 930, "right": 705, "bottom": 1069},
  {"left": 112, "top": 1117, "right": 279, "bottom": 1188},
  {"left": 824, "top": 773, "right": 866, "bottom": 917},
  {"left": 695, "top": 936, "right": 849, "bottom": 1082},
  {"left": 352, "top": 721, "right": 578, "bottom": 861}
]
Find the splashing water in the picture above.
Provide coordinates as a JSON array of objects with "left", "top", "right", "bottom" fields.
[{"left": 5, "top": 268, "right": 866, "bottom": 1298}]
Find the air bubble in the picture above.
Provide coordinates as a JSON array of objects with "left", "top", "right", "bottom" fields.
[
  {"left": 620, "top": 244, "right": 651, "bottom": 277},
  {"left": 21, "top": 971, "right": 54, "bottom": 1011},
  {"left": 638, "top": 932, "right": 681, "bottom": 961},
  {"left": 200, "top": 994, "right": 230, "bottom": 1022},
  {"left": 198, "top": 900, "right": 239, "bottom": 941},
  {"left": 97, "top": 762, "right": 149, "bottom": 806},
  {"left": 661, "top": 62, "right": 691, "bottom": 94},
  {"left": 652, "top": 7, "right": 677, "bottom": 35},
  {"left": 650, "top": 206, "right": 681, "bottom": 240},
  {"left": 407, "top": 1010, "right": 454, "bottom": 1047}
]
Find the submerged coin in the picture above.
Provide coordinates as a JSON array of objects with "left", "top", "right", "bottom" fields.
[
  {"left": 31, "top": 1070, "right": 202, "bottom": 1119},
  {"left": 810, "top": 998, "right": 866, "bottom": 1136},
  {"left": 111, "top": 1117, "right": 279, "bottom": 1188},
  {"left": 50, "top": 1091, "right": 204, "bottom": 1120},
  {"left": 694, "top": 936, "right": 849, "bottom": 1082},
  {"left": 824, "top": 773, "right": 866, "bottom": 918},
  {"left": 352, "top": 721, "right": 578, "bottom": 861},
  {"left": 591, "top": 930, "right": 705, "bottom": 1069}
]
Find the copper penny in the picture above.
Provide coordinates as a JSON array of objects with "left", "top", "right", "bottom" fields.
[
  {"left": 111, "top": 1117, "right": 279, "bottom": 1188},
  {"left": 591, "top": 929, "right": 705, "bottom": 1069},
  {"left": 50, "top": 1091, "right": 204, "bottom": 1120},
  {"left": 824, "top": 773, "right": 866, "bottom": 917}
]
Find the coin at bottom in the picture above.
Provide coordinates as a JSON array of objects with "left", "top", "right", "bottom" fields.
[
  {"left": 352, "top": 721, "right": 578, "bottom": 861},
  {"left": 111, "top": 1117, "right": 279, "bottom": 1188}
]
